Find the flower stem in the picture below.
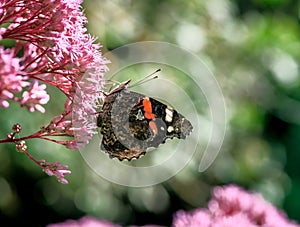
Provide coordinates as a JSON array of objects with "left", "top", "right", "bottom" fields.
[
  {"left": 0, "top": 131, "right": 73, "bottom": 144},
  {"left": 21, "top": 147, "right": 41, "bottom": 166}
]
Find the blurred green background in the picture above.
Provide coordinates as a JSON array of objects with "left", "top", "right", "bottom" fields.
[{"left": 1, "top": 0, "right": 300, "bottom": 225}]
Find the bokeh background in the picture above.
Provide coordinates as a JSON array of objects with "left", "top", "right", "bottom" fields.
[{"left": 1, "top": 0, "right": 300, "bottom": 226}]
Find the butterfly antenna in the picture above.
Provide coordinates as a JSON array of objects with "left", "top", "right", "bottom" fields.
[{"left": 130, "top": 69, "right": 161, "bottom": 88}]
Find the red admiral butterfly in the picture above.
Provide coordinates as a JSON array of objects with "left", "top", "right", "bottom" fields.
[{"left": 97, "top": 74, "right": 193, "bottom": 160}]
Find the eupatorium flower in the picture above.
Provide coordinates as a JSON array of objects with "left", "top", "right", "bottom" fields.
[
  {"left": 0, "top": 0, "right": 109, "bottom": 183},
  {"left": 0, "top": 46, "right": 29, "bottom": 108},
  {"left": 20, "top": 81, "right": 50, "bottom": 113},
  {"left": 172, "top": 185, "right": 300, "bottom": 227}
]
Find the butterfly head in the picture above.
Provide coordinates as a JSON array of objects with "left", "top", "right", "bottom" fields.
[{"left": 106, "top": 80, "right": 131, "bottom": 95}]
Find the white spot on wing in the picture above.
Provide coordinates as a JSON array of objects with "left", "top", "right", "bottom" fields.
[
  {"left": 167, "top": 126, "right": 174, "bottom": 132},
  {"left": 165, "top": 107, "right": 173, "bottom": 122}
]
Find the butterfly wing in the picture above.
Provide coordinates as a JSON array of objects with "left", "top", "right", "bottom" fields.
[
  {"left": 98, "top": 88, "right": 148, "bottom": 160},
  {"left": 129, "top": 94, "right": 193, "bottom": 148}
]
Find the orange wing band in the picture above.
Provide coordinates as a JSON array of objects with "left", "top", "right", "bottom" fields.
[{"left": 142, "top": 98, "right": 155, "bottom": 119}]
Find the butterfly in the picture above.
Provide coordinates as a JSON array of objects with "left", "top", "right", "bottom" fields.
[{"left": 97, "top": 72, "right": 193, "bottom": 160}]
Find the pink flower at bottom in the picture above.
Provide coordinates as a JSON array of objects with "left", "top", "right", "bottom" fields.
[
  {"left": 47, "top": 216, "right": 122, "bottom": 227},
  {"left": 173, "top": 209, "right": 212, "bottom": 227},
  {"left": 47, "top": 216, "right": 166, "bottom": 227},
  {"left": 172, "top": 185, "right": 300, "bottom": 227},
  {"left": 47, "top": 185, "right": 299, "bottom": 227}
]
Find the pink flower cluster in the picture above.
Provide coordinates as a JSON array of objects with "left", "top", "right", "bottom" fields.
[
  {"left": 0, "top": 0, "right": 108, "bottom": 183},
  {"left": 0, "top": 0, "right": 109, "bottom": 149},
  {"left": 173, "top": 185, "right": 299, "bottom": 227},
  {"left": 0, "top": 46, "right": 30, "bottom": 108},
  {"left": 47, "top": 185, "right": 299, "bottom": 227}
]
